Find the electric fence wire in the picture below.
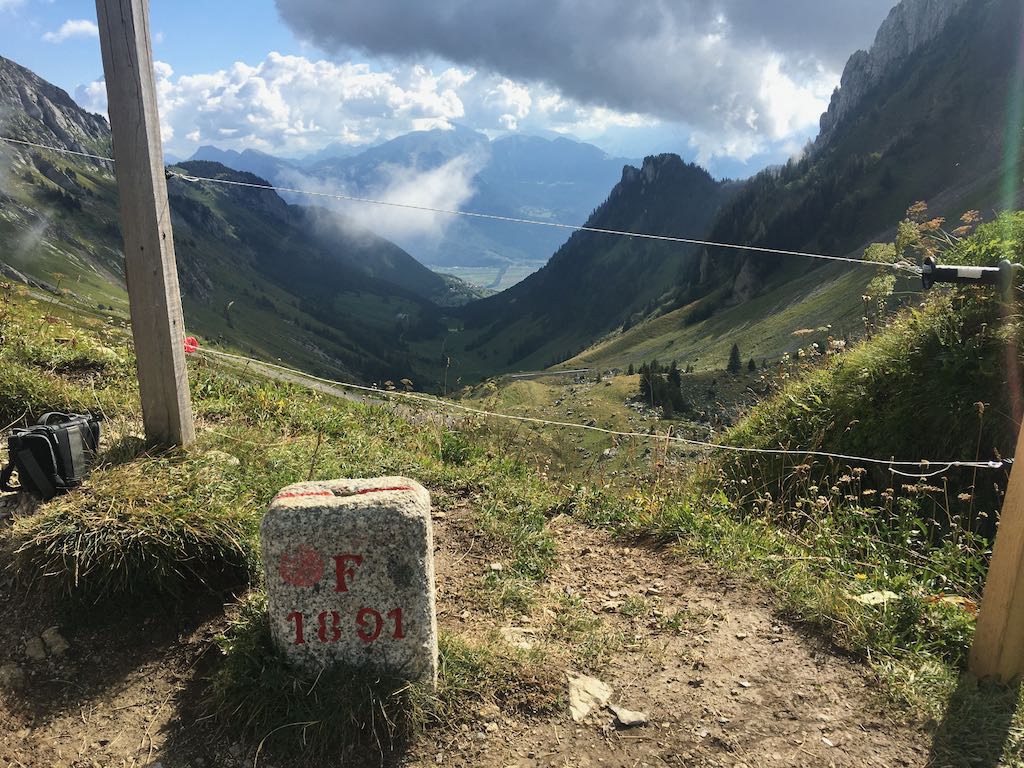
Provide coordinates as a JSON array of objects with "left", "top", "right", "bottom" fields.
[
  {"left": 0, "top": 135, "right": 115, "bottom": 164},
  {"left": 197, "top": 347, "right": 1007, "bottom": 475},
  {"left": 0, "top": 134, "right": 921, "bottom": 275},
  {"left": 0, "top": 134, "right": 1005, "bottom": 475}
]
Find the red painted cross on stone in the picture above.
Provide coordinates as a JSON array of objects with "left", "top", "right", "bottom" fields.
[{"left": 276, "top": 547, "right": 364, "bottom": 591}]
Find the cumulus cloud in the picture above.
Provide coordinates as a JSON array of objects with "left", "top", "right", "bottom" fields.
[
  {"left": 76, "top": 52, "right": 658, "bottom": 160},
  {"left": 42, "top": 18, "right": 98, "bottom": 44},
  {"left": 76, "top": 54, "right": 487, "bottom": 240},
  {"left": 75, "top": 0, "right": 894, "bottom": 170},
  {"left": 274, "top": 0, "right": 894, "bottom": 154},
  {"left": 79, "top": 54, "right": 474, "bottom": 156}
]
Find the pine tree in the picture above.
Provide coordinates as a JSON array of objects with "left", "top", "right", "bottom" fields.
[
  {"left": 627, "top": 363, "right": 635, "bottom": 375},
  {"left": 747, "top": 358, "right": 756, "bottom": 373},
  {"left": 727, "top": 343, "right": 742, "bottom": 375},
  {"left": 668, "top": 360, "right": 682, "bottom": 388}
]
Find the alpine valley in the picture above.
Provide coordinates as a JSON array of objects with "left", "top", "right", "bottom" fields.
[{"left": 0, "top": 0, "right": 1021, "bottom": 390}]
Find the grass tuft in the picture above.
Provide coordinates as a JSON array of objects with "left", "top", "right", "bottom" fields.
[
  {"left": 9, "top": 447, "right": 257, "bottom": 600},
  {"left": 207, "top": 594, "right": 421, "bottom": 761},
  {"left": 0, "top": 284, "right": 136, "bottom": 425}
]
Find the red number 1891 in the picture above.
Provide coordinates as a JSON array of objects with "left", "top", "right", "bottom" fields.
[{"left": 286, "top": 607, "right": 405, "bottom": 645}]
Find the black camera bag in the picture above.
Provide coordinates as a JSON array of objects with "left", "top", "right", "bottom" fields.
[{"left": 0, "top": 412, "right": 101, "bottom": 500}]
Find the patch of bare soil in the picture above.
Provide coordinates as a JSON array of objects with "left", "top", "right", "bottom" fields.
[
  {"left": 0, "top": 494, "right": 931, "bottom": 767},
  {"left": 0, "top": 493, "right": 233, "bottom": 768},
  {"left": 416, "top": 508, "right": 931, "bottom": 767}
]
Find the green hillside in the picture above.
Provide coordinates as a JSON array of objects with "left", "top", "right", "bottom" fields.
[
  {"left": 724, "top": 212, "right": 1024, "bottom": 514},
  {"left": 567, "top": 263, "right": 879, "bottom": 372},
  {"left": 437, "top": 156, "right": 740, "bottom": 379},
  {"left": 0, "top": 55, "right": 480, "bottom": 385}
]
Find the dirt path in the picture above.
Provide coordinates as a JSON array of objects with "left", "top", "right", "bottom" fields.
[
  {"left": 0, "top": 495, "right": 931, "bottom": 767},
  {"left": 414, "top": 506, "right": 931, "bottom": 767}
]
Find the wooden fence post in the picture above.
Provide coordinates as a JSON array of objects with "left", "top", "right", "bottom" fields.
[
  {"left": 95, "top": 0, "right": 195, "bottom": 446},
  {"left": 970, "top": 425, "right": 1024, "bottom": 682}
]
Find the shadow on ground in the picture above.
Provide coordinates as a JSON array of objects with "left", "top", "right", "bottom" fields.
[
  {"left": 160, "top": 663, "right": 415, "bottom": 768},
  {"left": 0, "top": 585, "right": 233, "bottom": 720},
  {"left": 930, "top": 674, "right": 1022, "bottom": 767}
]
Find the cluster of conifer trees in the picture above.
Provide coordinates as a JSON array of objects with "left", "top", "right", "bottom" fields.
[
  {"left": 631, "top": 360, "right": 689, "bottom": 419},
  {"left": 629, "top": 344, "right": 762, "bottom": 418}
]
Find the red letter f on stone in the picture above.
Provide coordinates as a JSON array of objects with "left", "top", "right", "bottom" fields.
[{"left": 334, "top": 554, "right": 363, "bottom": 592}]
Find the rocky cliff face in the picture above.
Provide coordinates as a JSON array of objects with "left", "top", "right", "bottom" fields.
[
  {"left": 817, "top": 0, "right": 969, "bottom": 146},
  {"left": 0, "top": 55, "right": 110, "bottom": 160}
]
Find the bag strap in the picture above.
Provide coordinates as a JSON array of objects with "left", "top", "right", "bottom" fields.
[
  {"left": 55, "top": 426, "right": 88, "bottom": 483},
  {"left": 12, "top": 447, "right": 57, "bottom": 500},
  {"left": 20, "top": 432, "right": 66, "bottom": 492},
  {"left": 39, "top": 411, "right": 74, "bottom": 426}
]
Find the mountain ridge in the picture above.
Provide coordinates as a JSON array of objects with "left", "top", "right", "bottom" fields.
[
  {"left": 703, "top": 0, "right": 1015, "bottom": 306},
  {"left": 817, "top": 0, "right": 971, "bottom": 146},
  {"left": 560, "top": 0, "right": 1023, "bottom": 375},
  {"left": 0, "top": 55, "right": 109, "bottom": 158},
  {"left": 188, "top": 126, "right": 639, "bottom": 274},
  {"left": 436, "top": 153, "right": 740, "bottom": 378}
]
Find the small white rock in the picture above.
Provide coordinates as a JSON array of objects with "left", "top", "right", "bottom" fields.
[
  {"left": 41, "top": 627, "right": 70, "bottom": 657},
  {"left": 608, "top": 703, "right": 649, "bottom": 727},
  {"left": 568, "top": 674, "right": 613, "bottom": 722}
]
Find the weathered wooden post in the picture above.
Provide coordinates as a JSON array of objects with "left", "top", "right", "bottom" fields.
[
  {"left": 95, "top": 0, "right": 195, "bottom": 446},
  {"left": 970, "top": 426, "right": 1024, "bottom": 682},
  {"left": 261, "top": 477, "right": 438, "bottom": 685}
]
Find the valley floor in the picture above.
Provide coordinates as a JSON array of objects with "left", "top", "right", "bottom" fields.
[{"left": 430, "top": 262, "right": 545, "bottom": 293}]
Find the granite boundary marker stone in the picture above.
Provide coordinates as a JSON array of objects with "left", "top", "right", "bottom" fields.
[{"left": 260, "top": 476, "right": 438, "bottom": 685}]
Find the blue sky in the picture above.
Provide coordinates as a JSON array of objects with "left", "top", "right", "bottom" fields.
[
  {"left": 2, "top": 2, "right": 294, "bottom": 89},
  {"left": 0, "top": 0, "right": 897, "bottom": 178}
]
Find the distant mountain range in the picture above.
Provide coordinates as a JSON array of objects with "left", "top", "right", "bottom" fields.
[{"left": 189, "top": 127, "right": 638, "bottom": 274}]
